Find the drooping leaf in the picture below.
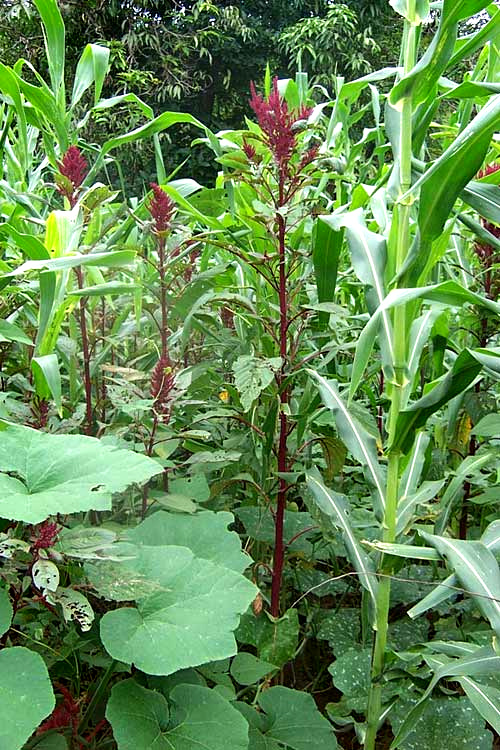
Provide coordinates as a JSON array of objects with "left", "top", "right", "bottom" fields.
[
  {"left": 458, "top": 677, "right": 500, "bottom": 735},
  {"left": 350, "top": 282, "right": 500, "bottom": 400},
  {"left": 391, "top": 647, "right": 499, "bottom": 748},
  {"left": 0, "top": 421, "right": 162, "bottom": 523},
  {"left": 420, "top": 532, "right": 500, "bottom": 637},
  {"left": 0, "top": 646, "right": 55, "bottom": 750},
  {"left": 306, "top": 470, "right": 378, "bottom": 608},
  {"left": 106, "top": 679, "right": 249, "bottom": 750},
  {"left": 308, "top": 372, "right": 386, "bottom": 518}
]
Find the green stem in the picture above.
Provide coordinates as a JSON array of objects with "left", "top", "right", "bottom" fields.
[
  {"left": 78, "top": 659, "right": 117, "bottom": 736},
  {"left": 364, "top": 9, "right": 417, "bottom": 748}
]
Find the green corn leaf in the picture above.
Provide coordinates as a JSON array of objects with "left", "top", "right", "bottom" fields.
[
  {"left": 71, "top": 43, "right": 110, "bottom": 108},
  {"left": 392, "top": 350, "right": 487, "bottom": 453},
  {"left": 390, "top": 0, "right": 493, "bottom": 107},
  {"left": 461, "top": 180, "right": 500, "bottom": 226},
  {"left": 403, "top": 307, "right": 443, "bottom": 405},
  {"left": 350, "top": 282, "right": 500, "bottom": 401},
  {"left": 31, "top": 353, "right": 62, "bottom": 415},
  {"left": 68, "top": 282, "right": 139, "bottom": 298},
  {"left": 33, "top": 0, "right": 65, "bottom": 105},
  {"left": 308, "top": 371, "right": 386, "bottom": 517},
  {"left": 409, "top": 515, "right": 500, "bottom": 619},
  {"left": 0, "top": 63, "right": 28, "bottom": 174},
  {"left": 0, "top": 319, "right": 31, "bottom": 345},
  {"left": 448, "top": 5, "right": 500, "bottom": 68},
  {"left": 399, "top": 431, "right": 430, "bottom": 498},
  {"left": 306, "top": 469, "right": 379, "bottom": 608},
  {"left": 342, "top": 209, "right": 394, "bottom": 367},
  {"left": 0, "top": 225, "right": 50, "bottom": 260},
  {"left": 420, "top": 531, "right": 500, "bottom": 637},
  {"left": 312, "top": 216, "right": 343, "bottom": 328},
  {"left": 8, "top": 250, "right": 136, "bottom": 275},
  {"left": 415, "top": 95, "right": 500, "bottom": 243},
  {"left": 389, "top": 0, "right": 429, "bottom": 22},
  {"left": 391, "top": 646, "right": 500, "bottom": 748},
  {"left": 396, "top": 479, "right": 445, "bottom": 535},
  {"left": 457, "top": 677, "right": 500, "bottom": 735},
  {"left": 100, "top": 111, "right": 206, "bottom": 158}
]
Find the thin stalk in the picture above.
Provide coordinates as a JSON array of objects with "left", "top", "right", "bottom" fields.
[
  {"left": 270, "top": 203, "right": 289, "bottom": 618},
  {"left": 75, "top": 266, "right": 93, "bottom": 435}
]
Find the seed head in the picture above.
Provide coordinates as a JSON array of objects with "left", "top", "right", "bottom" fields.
[
  {"left": 148, "top": 183, "right": 175, "bottom": 233},
  {"left": 249, "top": 77, "right": 311, "bottom": 173}
]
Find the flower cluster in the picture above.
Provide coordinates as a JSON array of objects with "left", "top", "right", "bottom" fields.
[
  {"left": 148, "top": 182, "right": 175, "bottom": 233},
  {"left": 56, "top": 146, "right": 88, "bottom": 207},
  {"left": 37, "top": 684, "right": 79, "bottom": 736},
  {"left": 31, "top": 520, "right": 60, "bottom": 552},
  {"left": 151, "top": 354, "right": 175, "bottom": 423},
  {"left": 249, "top": 77, "right": 312, "bottom": 174}
]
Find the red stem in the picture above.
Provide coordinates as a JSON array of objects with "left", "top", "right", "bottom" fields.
[
  {"left": 270, "top": 176, "right": 289, "bottom": 618},
  {"left": 158, "top": 236, "right": 168, "bottom": 358},
  {"left": 75, "top": 267, "right": 93, "bottom": 435}
]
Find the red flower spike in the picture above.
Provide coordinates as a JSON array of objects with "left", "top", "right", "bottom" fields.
[
  {"left": 57, "top": 146, "right": 88, "bottom": 190},
  {"left": 151, "top": 354, "right": 175, "bottom": 422},
  {"left": 297, "top": 146, "right": 319, "bottom": 173},
  {"left": 148, "top": 183, "right": 175, "bottom": 233},
  {"left": 32, "top": 521, "right": 60, "bottom": 551},
  {"left": 37, "top": 684, "right": 79, "bottom": 736},
  {"left": 249, "top": 77, "right": 312, "bottom": 173},
  {"left": 242, "top": 140, "right": 256, "bottom": 161}
]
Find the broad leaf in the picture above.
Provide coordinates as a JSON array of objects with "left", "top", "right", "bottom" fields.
[
  {"left": 0, "top": 421, "right": 162, "bottom": 523},
  {"left": 126, "top": 510, "right": 250, "bottom": 573},
  {"left": 99, "top": 544, "right": 256, "bottom": 675},
  {"left": 232, "top": 355, "right": 281, "bottom": 411},
  {"left": 107, "top": 679, "right": 249, "bottom": 750},
  {"left": 230, "top": 653, "right": 277, "bottom": 685},
  {"left": 237, "top": 686, "right": 337, "bottom": 750},
  {"left": 0, "top": 646, "right": 55, "bottom": 750}
]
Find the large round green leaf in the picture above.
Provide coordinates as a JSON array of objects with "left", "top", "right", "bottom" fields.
[
  {"left": 106, "top": 679, "right": 249, "bottom": 750},
  {"left": 236, "top": 686, "right": 337, "bottom": 750},
  {"left": 100, "top": 545, "right": 256, "bottom": 675},
  {"left": 0, "top": 646, "right": 55, "bottom": 750},
  {"left": 126, "top": 510, "right": 249, "bottom": 572},
  {"left": 0, "top": 421, "right": 162, "bottom": 523}
]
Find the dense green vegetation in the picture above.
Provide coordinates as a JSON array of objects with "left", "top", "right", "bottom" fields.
[{"left": 0, "top": 1, "right": 499, "bottom": 749}]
